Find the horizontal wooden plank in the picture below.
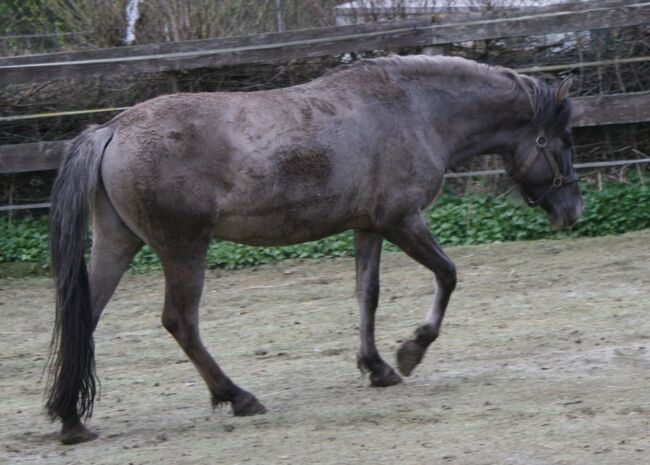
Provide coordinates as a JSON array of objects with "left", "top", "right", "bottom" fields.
[
  {"left": 0, "top": 2, "right": 647, "bottom": 86},
  {"left": 0, "top": 141, "right": 66, "bottom": 173},
  {"left": 572, "top": 92, "right": 650, "bottom": 127},
  {"left": 1, "top": 92, "right": 648, "bottom": 175}
]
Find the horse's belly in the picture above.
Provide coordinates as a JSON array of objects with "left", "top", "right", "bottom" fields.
[
  {"left": 213, "top": 194, "right": 357, "bottom": 246},
  {"left": 213, "top": 216, "right": 350, "bottom": 246}
]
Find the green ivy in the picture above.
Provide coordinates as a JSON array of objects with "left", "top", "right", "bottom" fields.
[{"left": 1, "top": 178, "right": 648, "bottom": 274}]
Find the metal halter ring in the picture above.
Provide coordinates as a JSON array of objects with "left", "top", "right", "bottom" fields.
[{"left": 535, "top": 135, "right": 548, "bottom": 148}]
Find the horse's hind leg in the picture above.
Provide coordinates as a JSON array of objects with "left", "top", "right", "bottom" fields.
[
  {"left": 158, "top": 245, "right": 266, "bottom": 417},
  {"left": 383, "top": 214, "right": 457, "bottom": 377},
  {"left": 89, "top": 185, "right": 144, "bottom": 329},
  {"left": 60, "top": 185, "right": 143, "bottom": 444},
  {"left": 354, "top": 230, "right": 402, "bottom": 387}
]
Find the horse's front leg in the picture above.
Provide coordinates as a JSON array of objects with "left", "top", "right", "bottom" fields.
[
  {"left": 354, "top": 230, "right": 403, "bottom": 387},
  {"left": 383, "top": 214, "right": 457, "bottom": 376}
]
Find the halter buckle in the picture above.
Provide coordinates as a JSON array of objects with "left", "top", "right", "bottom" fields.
[{"left": 535, "top": 135, "right": 548, "bottom": 148}]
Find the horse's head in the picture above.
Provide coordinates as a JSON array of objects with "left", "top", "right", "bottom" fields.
[{"left": 509, "top": 77, "right": 583, "bottom": 227}]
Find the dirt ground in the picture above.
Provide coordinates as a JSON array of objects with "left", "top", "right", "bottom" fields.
[{"left": 1, "top": 231, "right": 649, "bottom": 465}]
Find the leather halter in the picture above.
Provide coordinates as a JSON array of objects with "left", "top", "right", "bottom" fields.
[{"left": 511, "top": 127, "right": 578, "bottom": 207}]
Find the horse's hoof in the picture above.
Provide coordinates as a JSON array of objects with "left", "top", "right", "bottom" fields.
[
  {"left": 396, "top": 340, "right": 426, "bottom": 377},
  {"left": 369, "top": 367, "right": 403, "bottom": 387},
  {"left": 232, "top": 391, "right": 267, "bottom": 416},
  {"left": 60, "top": 423, "right": 98, "bottom": 445}
]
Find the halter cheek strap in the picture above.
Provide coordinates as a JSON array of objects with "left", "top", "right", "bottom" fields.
[{"left": 511, "top": 127, "right": 578, "bottom": 207}]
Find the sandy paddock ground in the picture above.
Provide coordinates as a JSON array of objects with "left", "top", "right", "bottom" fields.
[{"left": 1, "top": 231, "right": 649, "bottom": 465}]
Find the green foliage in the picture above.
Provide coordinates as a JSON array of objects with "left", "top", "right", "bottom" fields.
[
  {"left": 0, "top": 0, "right": 55, "bottom": 35},
  {"left": 0, "top": 215, "right": 50, "bottom": 268},
  {"left": 1, "top": 178, "right": 648, "bottom": 274}
]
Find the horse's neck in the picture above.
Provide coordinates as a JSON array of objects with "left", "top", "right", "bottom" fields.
[
  {"left": 446, "top": 111, "right": 524, "bottom": 169},
  {"left": 412, "top": 76, "right": 531, "bottom": 169}
]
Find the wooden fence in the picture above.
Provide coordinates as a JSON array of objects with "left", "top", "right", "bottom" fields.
[{"left": 0, "top": 0, "right": 648, "bottom": 179}]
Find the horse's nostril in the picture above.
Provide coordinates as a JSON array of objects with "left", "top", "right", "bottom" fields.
[
  {"left": 565, "top": 199, "right": 584, "bottom": 226},
  {"left": 565, "top": 204, "right": 583, "bottom": 227},
  {"left": 548, "top": 205, "right": 580, "bottom": 228}
]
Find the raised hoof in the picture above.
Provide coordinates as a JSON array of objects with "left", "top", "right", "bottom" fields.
[
  {"left": 231, "top": 391, "right": 267, "bottom": 417},
  {"left": 60, "top": 422, "right": 98, "bottom": 445},
  {"left": 369, "top": 367, "right": 403, "bottom": 387},
  {"left": 396, "top": 340, "right": 426, "bottom": 377}
]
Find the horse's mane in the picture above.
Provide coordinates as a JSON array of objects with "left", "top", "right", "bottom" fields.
[{"left": 326, "top": 55, "right": 570, "bottom": 127}]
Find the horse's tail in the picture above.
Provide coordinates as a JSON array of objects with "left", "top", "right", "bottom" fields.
[{"left": 46, "top": 125, "right": 115, "bottom": 421}]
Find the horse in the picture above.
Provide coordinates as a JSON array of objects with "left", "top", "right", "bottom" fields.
[{"left": 46, "top": 55, "right": 583, "bottom": 444}]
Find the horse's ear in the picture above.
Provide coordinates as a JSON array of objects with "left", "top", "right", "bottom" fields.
[{"left": 555, "top": 76, "right": 573, "bottom": 103}]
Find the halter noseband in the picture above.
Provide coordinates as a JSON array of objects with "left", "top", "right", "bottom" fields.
[{"left": 511, "top": 127, "right": 578, "bottom": 207}]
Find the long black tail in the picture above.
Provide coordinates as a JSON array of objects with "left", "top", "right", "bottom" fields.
[{"left": 46, "top": 125, "right": 114, "bottom": 421}]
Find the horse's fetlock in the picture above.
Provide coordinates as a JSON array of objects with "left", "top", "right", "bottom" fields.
[
  {"left": 211, "top": 394, "right": 232, "bottom": 408},
  {"left": 60, "top": 420, "right": 98, "bottom": 445},
  {"left": 357, "top": 352, "right": 382, "bottom": 373},
  {"left": 356, "top": 352, "right": 372, "bottom": 372},
  {"left": 369, "top": 366, "right": 403, "bottom": 387},
  {"left": 414, "top": 324, "right": 438, "bottom": 346},
  {"left": 356, "top": 354, "right": 369, "bottom": 374}
]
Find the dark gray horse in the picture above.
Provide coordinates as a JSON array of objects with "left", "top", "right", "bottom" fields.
[{"left": 46, "top": 55, "right": 582, "bottom": 444}]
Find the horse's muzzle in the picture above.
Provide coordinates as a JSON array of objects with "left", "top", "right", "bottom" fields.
[{"left": 547, "top": 197, "right": 584, "bottom": 228}]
